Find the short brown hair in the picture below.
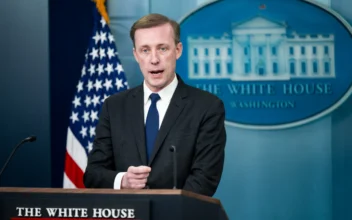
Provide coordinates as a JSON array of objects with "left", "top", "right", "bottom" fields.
[{"left": 130, "top": 13, "right": 180, "bottom": 47}]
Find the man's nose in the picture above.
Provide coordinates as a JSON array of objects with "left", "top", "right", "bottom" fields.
[{"left": 150, "top": 50, "right": 160, "bottom": 65}]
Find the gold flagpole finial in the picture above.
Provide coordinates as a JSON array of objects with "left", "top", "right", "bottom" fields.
[{"left": 92, "top": 0, "right": 110, "bottom": 24}]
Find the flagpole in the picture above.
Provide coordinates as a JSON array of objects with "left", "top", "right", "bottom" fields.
[{"left": 92, "top": 0, "right": 110, "bottom": 25}]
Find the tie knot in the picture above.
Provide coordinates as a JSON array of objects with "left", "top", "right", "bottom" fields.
[{"left": 149, "top": 93, "right": 160, "bottom": 103}]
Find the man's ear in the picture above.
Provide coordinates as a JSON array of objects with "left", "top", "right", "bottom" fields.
[{"left": 176, "top": 42, "right": 183, "bottom": 60}]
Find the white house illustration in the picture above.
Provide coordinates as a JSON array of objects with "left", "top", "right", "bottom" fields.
[{"left": 187, "top": 16, "right": 335, "bottom": 81}]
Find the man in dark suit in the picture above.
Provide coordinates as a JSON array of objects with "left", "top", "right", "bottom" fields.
[{"left": 83, "top": 13, "right": 226, "bottom": 197}]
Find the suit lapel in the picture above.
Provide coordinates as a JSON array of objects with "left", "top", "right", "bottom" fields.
[
  {"left": 130, "top": 86, "right": 148, "bottom": 165},
  {"left": 148, "top": 81, "right": 188, "bottom": 165}
]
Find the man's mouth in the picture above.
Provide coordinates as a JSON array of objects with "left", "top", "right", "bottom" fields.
[{"left": 149, "top": 70, "right": 164, "bottom": 74}]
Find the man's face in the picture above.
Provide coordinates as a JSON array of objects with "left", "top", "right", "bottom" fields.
[{"left": 133, "top": 23, "right": 183, "bottom": 92}]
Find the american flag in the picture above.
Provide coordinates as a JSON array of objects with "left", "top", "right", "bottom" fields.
[{"left": 63, "top": 9, "right": 128, "bottom": 188}]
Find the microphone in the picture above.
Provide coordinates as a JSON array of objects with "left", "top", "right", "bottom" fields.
[
  {"left": 0, "top": 136, "right": 37, "bottom": 178},
  {"left": 169, "top": 145, "right": 177, "bottom": 189}
]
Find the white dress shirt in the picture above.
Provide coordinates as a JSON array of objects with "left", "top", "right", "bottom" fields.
[{"left": 113, "top": 74, "right": 178, "bottom": 189}]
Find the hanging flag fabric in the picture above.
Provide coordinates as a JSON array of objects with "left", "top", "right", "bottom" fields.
[{"left": 63, "top": 7, "right": 128, "bottom": 188}]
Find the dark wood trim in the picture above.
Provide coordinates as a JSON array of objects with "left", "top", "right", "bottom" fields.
[{"left": 0, "top": 187, "right": 220, "bottom": 205}]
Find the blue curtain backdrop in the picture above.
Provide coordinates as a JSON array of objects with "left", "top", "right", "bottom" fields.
[{"left": 107, "top": 0, "right": 352, "bottom": 219}]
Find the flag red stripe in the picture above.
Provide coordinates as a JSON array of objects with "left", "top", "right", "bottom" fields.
[{"left": 64, "top": 152, "right": 85, "bottom": 188}]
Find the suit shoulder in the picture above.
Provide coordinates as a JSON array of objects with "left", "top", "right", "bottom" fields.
[
  {"left": 104, "top": 86, "right": 141, "bottom": 103},
  {"left": 185, "top": 84, "right": 223, "bottom": 104}
]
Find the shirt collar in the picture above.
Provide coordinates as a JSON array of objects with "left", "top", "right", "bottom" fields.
[{"left": 143, "top": 74, "right": 178, "bottom": 104}]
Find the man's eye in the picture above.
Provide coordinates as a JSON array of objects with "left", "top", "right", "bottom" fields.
[
  {"left": 160, "top": 47, "right": 167, "bottom": 51},
  {"left": 142, "top": 49, "right": 149, "bottom": 53}
]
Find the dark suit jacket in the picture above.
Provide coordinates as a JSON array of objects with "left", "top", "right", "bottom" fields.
[{"left": 83, "top": 75, "right": 226, "bottom": 196}]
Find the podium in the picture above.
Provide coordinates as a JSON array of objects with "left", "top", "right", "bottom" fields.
[{"left": 0, "top": 188, "right": 228, "bottom": 220}]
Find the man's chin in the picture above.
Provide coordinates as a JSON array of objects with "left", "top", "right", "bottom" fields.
[{"left": 150, "top": 82, "right": 168, "bottom": 91}]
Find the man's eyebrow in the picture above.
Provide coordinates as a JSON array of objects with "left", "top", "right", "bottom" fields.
[
  {"left": 139, "top": 43, "right": 169, "bottom": 48},
  {"left": 138, "top": 44, "right": 150, "bottom": 48}
]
